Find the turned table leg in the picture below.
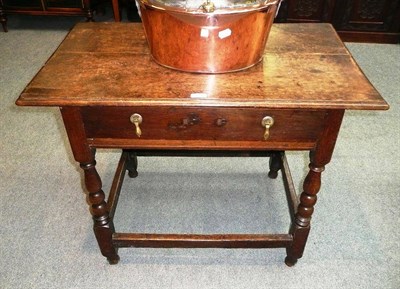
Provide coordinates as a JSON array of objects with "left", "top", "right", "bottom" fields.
[
  {"left": 126, "top": 150, "right": 138, "bottom": 178},
  {"left": 285, "top": 110, "right": 344, "bottom": 266},
  {"left": 285, "top": 159, "right": 325, "bottom": 266},
  {"left": 80, "top": 156, "right": 120, "bottom": 264},
  {"left": 61, "top": 107, "right": 120, "bottom": 264}
]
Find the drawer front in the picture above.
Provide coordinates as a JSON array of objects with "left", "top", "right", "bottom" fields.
[{"left": 82, "top": 107, "right": 327, "bottom": 144}]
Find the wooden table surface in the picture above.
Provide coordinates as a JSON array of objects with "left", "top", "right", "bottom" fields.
[{"left": 16, "top": 22, "right": 388, "bottom": 111}]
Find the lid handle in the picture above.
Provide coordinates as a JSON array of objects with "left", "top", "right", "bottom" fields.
[{"left": 200, "top": 0, "right": 215, "bottom": 12}]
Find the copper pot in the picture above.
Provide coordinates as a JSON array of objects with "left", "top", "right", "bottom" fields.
[{"left": 138, "top": 0, "right": 282, "bottom": 73}]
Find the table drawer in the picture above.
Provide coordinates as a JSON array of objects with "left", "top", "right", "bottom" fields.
[{"left": 82, "top": 107, "right": 327, "bottom": 144}]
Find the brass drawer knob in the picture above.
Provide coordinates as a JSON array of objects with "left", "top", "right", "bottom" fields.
[
  {"left": 130, "top": 113, "right": 143, "bottom": 137},
  {"left": 261, "top": 116, "right": 274, "bottom": 140}
]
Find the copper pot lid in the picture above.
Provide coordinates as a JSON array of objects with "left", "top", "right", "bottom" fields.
[{"left": 140, "top": 0, "right": 280, "bottom": 14}]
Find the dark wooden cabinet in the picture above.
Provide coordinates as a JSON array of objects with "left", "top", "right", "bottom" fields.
[
  {"left": 276, "top": 0, "right": 335, "bottom": 22},
  {"left": 276, "top": 0, "right": 400, "bottom": 43},
  {"left": 333, "top": 0, "right": 400, "bottom": 42},
  {"left": 0, "top": 0, "right": 94, "bottom": 32}
]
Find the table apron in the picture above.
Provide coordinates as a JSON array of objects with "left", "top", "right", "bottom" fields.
[{"left": 81, "top": 106, "right": 328, "bottom": 150}]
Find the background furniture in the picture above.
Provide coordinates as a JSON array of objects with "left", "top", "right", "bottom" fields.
[
  {"left": 16, "top": 22, "right": 388, "bottom": 265},
  {"left": 0, "top": 0, "right": 115, "bottom": 31},
  {"left": 2, "top": 0, "right": 399, "bottom": 43},
  {"left": 276, "top": 0, "right": 400, "bottom": 43}
]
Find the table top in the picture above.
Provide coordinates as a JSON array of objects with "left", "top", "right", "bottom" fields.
[{"left": 16, "top": 22, "right": 388, "bottom": 110}]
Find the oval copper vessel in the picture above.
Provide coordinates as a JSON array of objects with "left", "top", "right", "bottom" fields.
[{"left": 138, "top": 0, "right": 282, "bottom": 73}]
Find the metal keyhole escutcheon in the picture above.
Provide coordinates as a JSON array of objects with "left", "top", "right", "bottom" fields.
[
  {"left": 130, "top": 113, "right": 143, "bottom": 137},
  {"left": 261, "top": 116, "right": 274, "bottom": 140}
]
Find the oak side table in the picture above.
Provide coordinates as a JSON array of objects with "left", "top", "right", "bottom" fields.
[{"left": 16, "top": 22, "right": 389, "bottom": 266}]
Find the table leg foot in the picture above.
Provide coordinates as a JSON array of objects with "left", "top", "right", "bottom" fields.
[
  {"left": 107, "top": 255, "right": 120, "bottom": 265},
  {"left": 128, "top": 171, "right": 138, "bottom": 178},
  {"left": 284, "top": 256, "right": 298, "bottom": 267},
  {"left": 268, "top": 171, "right": 278, "bottom": 179}
]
